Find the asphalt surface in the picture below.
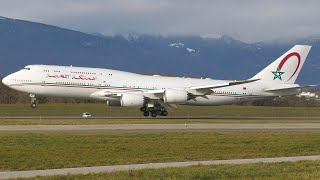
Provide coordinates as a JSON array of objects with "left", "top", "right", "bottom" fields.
[
  {"left": 2, "top": 123, "right": 320, "bottom": 133},
  {"left": 1, "top": 155, "right": 320, "bottom": 179},
  {"left": 1, "top": 116, "right": 320, "bottom": 120}
]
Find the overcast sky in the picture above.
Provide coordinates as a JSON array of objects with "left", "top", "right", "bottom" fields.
[{"left": 0, "top": 0, "right": 319, "bottom": 42}]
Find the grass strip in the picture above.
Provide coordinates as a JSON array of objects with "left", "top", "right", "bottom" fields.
[
  {"left": 24, "top": 160, "right": 320, "bottom": 180},
  {"left": 1, "top": 132, "right": 320, "bottom": 171}
]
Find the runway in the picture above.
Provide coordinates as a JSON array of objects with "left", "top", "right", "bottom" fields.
[
  {"left": 1, "top": 155, "right": 320, "bottom": 179},
  {"left": 1, "top": 116, "right": 320, "bottom": 120},
  {"left": 2, "top": 123, "right": 320, "bottom": 133}
]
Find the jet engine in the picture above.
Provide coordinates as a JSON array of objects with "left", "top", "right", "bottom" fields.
[
  {"left": 107, "top": 93, "right": 144, "bottom": 107},
  {"left": 106, "top": 101, "right": 122, "bottom": 107},
  {"left": 163, "top": 89, "right": 188, "bottom": 104},
  {"left": 121, "top": 93, "right": 144, "bottom": 107}
]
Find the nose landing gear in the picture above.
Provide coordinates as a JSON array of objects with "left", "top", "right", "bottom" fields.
[{"left": 30, "top": 94, "right": 37, "bottom": 108}]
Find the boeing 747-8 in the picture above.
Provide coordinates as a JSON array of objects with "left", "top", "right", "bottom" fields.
[{"left": 2, "top": 45, "right": 314, "bottom": 117}]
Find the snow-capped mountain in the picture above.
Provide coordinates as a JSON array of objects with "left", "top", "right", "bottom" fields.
[
  {"left": 0, "top": 16, "right": 319, "bottom": 84},
  {"left": 168, "top": 43, "right": 184, "bottom": 48},
  {"left": 168, "top": 43, "right": 198, "bottom": 54}
]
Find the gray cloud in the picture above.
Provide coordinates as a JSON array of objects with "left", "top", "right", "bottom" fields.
[{"left": 0, "top": 0, "right": 319, "bottom": 42}]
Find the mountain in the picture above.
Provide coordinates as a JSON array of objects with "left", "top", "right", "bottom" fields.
[{"left": 0, "top": 16, "right": 319, "bottom": 84}]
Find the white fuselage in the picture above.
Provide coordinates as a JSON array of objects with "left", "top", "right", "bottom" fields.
[{"left": 2, "top": 65, "right": 299, "bottom": 106}]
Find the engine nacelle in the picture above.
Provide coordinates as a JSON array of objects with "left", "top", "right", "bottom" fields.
[
  {"left": 106, "top": 94, "right": 144, "bottom": 107},
  {"left": 163, "top": 89, "right": 188, "bottom": 104},
  {"left": 107, "top": 101, "right": 122, "bottom": 107},
  {"left": 121, "top": 93, "right": 144, "bottom": 107}
]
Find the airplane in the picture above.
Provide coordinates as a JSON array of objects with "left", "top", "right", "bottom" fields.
[{"left": 2, "top": 45, "right": 314, "bottom": 117}]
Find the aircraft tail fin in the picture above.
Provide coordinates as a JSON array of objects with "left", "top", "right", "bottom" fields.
[{"left": 251, "top": 45, "right": 312, "bottom": 84}]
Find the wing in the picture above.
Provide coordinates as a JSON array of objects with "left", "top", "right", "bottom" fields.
[
  {"left": 141, "top": 79, "right": 260, "bottom": 102},
  {"left": 89, "top": 79, "right": 260, "bottom": 104},
  {"left": 187, "top": 79, "right": 260, "bottom": 95}
]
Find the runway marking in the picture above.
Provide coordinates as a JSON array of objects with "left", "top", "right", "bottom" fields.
[
  {"left": 1, "top": 155, "right": 320, "bottom": 179},
  {"left": 1, "top": 123, "right": 320, "bottom": 133},
  {"left": 1, "top": 116, "right": 320, "bottom": 120}
]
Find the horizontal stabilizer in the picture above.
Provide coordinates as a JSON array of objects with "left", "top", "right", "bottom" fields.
[{"left": 264, "top": 85, "right": 317, "bottom": 92}]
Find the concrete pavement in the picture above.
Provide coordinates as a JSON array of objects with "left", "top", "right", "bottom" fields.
[
  {"left": 1, "top": 155, "right": 320, "bottom": 179},
  {"left": 1, "top": 123, "right": 320, "bottom": 133}
]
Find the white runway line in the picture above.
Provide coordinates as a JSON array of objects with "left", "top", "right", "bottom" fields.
[
  {"left": 1, "top": 116, "right": 320, "bottom": 120},
  {"left": 1, "top": 155, "right": 320, "bottom": 179},
  {"left": 2, "top": 123, "right": 320, "bottom": 133}
]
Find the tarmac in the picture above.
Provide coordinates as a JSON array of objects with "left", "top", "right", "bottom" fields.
[
  {"left": 1, "top": 155, "right": 320, "bottom": 179},
  {"left": 1, "top": 116, "right": 320, "bottom": 120},
  {"left": 2, "top": 123, "right": 320, "bottom": 133}
]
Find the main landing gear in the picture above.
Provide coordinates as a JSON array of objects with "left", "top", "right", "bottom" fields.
[
  {"left": 140, "top": 106, "right": 168, "bottom": 117},
  {"left": 30, "top": 94, "right": 37, "bottom": 108}
]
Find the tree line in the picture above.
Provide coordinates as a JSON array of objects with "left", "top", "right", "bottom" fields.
[{"left": 242, "top": 96, "right": 320, "bottom": 107}]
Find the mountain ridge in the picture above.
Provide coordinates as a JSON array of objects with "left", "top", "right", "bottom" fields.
[{"left": 0, "top": 16, "right": 319, "bottom": 84}]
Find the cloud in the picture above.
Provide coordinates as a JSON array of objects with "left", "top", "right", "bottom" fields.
[{"left": 0, "top": 0, "right": 319, "bottom": 42}]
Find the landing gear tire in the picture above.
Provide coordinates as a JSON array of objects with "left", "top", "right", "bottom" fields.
[
  {"left": 151, "top": 112, "right": 157, "bottom": 117},
  {"left": 143, "top": 111, "right": 150, "bottom": 117},
  {"left": 141, "top": 105, "right": 169, "bottom": 117},
  {"left": 31, "top": 103, "right": 37, "bottom": 108},
  {"left": 30, "top": 94, "right": 37, "bottom": 109},
  {"left": 140, "top": 107, "right": 146, "bottom": 112},
  {"left": 161, "top": 111, "right": 168, "bottom": 116}
]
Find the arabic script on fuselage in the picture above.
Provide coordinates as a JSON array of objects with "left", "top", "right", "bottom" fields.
[{"left": 47, "top": 74, "right": 97, "bottom": 81}]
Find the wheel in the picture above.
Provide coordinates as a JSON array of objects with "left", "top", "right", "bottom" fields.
[
  {"left": 161, "top": 111, "right": 168, "bottom": 116},
  {"left": 151, "top": 112, "right": 157, "bottom": 117},
  {"left": 140, "top": 107, "right": 146, "bottom": 112},
  {"left": 156, "top": 110, "right": 162, "bottom": 115},
  {"left": 31, "top": 103, "right": 37, "bottom": 108},
  {"left": 143, "top": 111, "right": 149, "bottom": 117}
]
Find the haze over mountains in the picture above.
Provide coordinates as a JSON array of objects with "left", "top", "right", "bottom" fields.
[{"left": 0, "top": 16, "right": 319, "bottom": 84}]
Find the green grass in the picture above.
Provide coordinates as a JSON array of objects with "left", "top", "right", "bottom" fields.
[
  {"left": 1, "top": 132, "right": 320, "bottom": 171},
  {"left": 25, "top": 160, "right": 320, "bottom": 180},
  {"left": 0, "top": 119, "right": 320, "bottom": 125},
  {"left": 0, "top": 104, "right": 319, "bottom": 117}
]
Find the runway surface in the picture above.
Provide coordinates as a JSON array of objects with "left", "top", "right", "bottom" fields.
[
  {"left": 1, "top": 155, "right": 320, "bottom": 179},
  {"left": 1, "top": 116, "right": 320, "bottom": 120},
  {"left": 2, "top": 123, "right": 320, "bottom": 133}
]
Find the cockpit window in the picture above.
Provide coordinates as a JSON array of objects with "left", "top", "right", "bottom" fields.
[{"left": 23, "top": 67, "right": 31, "bottom": 70}]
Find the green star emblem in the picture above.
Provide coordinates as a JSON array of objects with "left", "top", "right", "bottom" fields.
[{"left": 272, "top": 68, "right": 285, "bottom": 80}]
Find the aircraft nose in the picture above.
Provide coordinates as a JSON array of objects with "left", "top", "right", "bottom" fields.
[{"left": 2, "top": 76, "right": 9, "bottom": 86}]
